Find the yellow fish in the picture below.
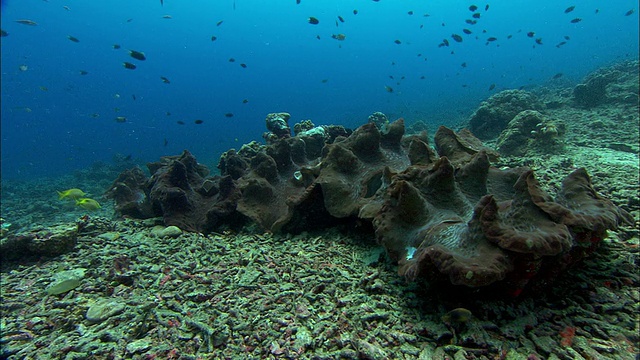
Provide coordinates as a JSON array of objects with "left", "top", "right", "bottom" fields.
[
  {"left": 75, "top": 198, "right": 101, "bottom": 211},
  {"left": 58, "top": 189, "right": 86, "bottom": 200}
]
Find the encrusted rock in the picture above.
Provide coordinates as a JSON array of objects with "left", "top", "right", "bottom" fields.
[
  {"left": 497, "top": 110, "right": 565, "bottom": 156},
  {"left": 265, "top": 112, "right": 292, "bottom": 140},
  {"left": 1, "top": 224, "right": 78, "bottom": 261},
  {"left": 86, "top": 298, "right": 126, "bottom": 323},
  {"left": 468, "top": 90, "right": 544, "bottom": 139}
]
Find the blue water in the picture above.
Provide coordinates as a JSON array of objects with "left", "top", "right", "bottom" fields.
[{"left": 1, "top": 0, "right": 638, "bottom": 180}]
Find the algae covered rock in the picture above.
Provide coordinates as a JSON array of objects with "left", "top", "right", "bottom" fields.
[
  {"left": 468, "top": 90, "right": 543, "bottom": 139},
  {"left": 496, "top": 110, "right": 565, "bottom": 156},
  {"left": 1, "top": 223, "right": 78, "bottom": 261}
]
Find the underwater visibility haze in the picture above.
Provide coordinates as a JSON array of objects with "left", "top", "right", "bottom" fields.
[{"left": 1, "top": 0, "right": 638, "bottom": 179}]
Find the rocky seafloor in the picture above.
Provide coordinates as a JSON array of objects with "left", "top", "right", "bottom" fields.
[{"left": 1, "top": 61, "right": 638, "bottom": 359}]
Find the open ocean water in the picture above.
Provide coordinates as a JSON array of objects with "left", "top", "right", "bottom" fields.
[{"left": 1, "top": 0, "right": 638, "bottom": 179}]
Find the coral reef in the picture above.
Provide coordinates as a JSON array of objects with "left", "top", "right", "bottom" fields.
[
  {"left": 496, "top": 110, "right": 565, "bottom": 156},
  {"left": 468, "top": 90, "right": 544, "bottom": 139},
  {"left": 109, "top": 113, "right": 630, "bottom": 294}
]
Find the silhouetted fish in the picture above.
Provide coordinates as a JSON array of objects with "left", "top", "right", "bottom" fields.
[
  {"left": 469, "top": 5, "right": 478, "bottom": 12},
  {"left": 463, "top": 28, "right": 472, "bottom": 34},
  {"left": 488, "top": 83, "right": 496, "bottom": 90},
  {"left": 67, "top": 35, "right": 80, "bottom": 42},
  {"left": 308, "top": 17, "right": 319, "bottom": 24},
  {"left": 552, "top": 73, "right": 564, "bottom": 79},
  {"left": 451, "top": 34, "right": 463, "bottom": 42},
  {"left": 570, "top": 18, "right": 582, "bottom": 23},
  {"left": 624, "top": 9, "right": 635, "bottom": 16},
  {"left": 129, "top": 49, "right": 146, "bottom": 61},
  {"left": 564, "top": 6, "right": 575, "bottom": 13}
]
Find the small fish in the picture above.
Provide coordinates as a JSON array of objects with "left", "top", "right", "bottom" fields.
[
  {"left": 555, "top": 41, "right": 566, "bottom": 48},
  {"left": 407, "top": 11, "right": 413, "bottom": 15},
  {"left": 90, "top": 113, "right": 100, "bottom": 118},
  {"left": 462, "top": 28, "right": 472, "bottom": 34},
  {"left": 58, "top": 188, "right": 87, "bottom": 200},
  {"left": 595, "top": 9, "right": 599, "bottom": 14},
  {"left": 461, "top": 62, "right": 467, "bottom": 68},
  {"left": 438, "top": 38, "right": 450, "bottom": 47},
  {"left": 216, "top": 20, "right": 223, "bottom": 26},
  {"left": 332, "top": 34, "right": 346, "bottom": 40},
  {"left": 211, "top": 36, "right": 217, "bottom": 41},
  {"left": 527, "top": 31, "right": 535, "bottom": 37},
  {"left": 166, "top": 112, "right": 171, "bottom": 116},
  {"left": 194, "top": 119, "right": 204, "bottom": 124},
  {"left": 113, "top": 44, "right": 121, "bottom": 49},
  {"left": 67, "top": 35, "right": 80, "bottom": 42},
  {"left": 487, "top": 37, "right": 497, "bottom": 41},
  {"left": 353, "top": 9, "right": 358, "bottom": 15},
  {"left": 160, "top": 76, "right": 170, "bottom": 84},
  {"left": 129, "top": 49, "right": 146, "bottom": 60},
  {"left": 465, "top": 19, "right": 477, "bottom": 25},
  {"left": 564, "top": 6, "right": 575, "bottom": 13},
  {"left": 624, "top": 9, "right": 635, "bottom": 16},
  {"left": 472, "top": 13, "right": 481, "bottom": 18},
  {"left": 296, "top": 0, "right": 300, "bottom": 4},
  {"left": 308, "top": 16, "right": 319, "bottom": 25},
  {"left": 564, "top": 35, "right": 571, "bottom": 40},
  {"left": 79, "top": 70, "right": 88, "bottom": 75},
  {"left": 63, "top": 5, "right": 70, "bottom": 11},
  {"left": 316, "top": 35, "right": 321, "bottom": 40},
  {"left": 321, "top": 79, "right": 328, "bottom": 83},
  {"left": 240, "top": 63, "right": 247, "bottom": 68},
  {"left": 115, "top": 116, "right": 127, "bottom": 123},
  {"left": 451, "top": 34, "right": 463, "bottom": 42},
  {"left": 19, "top": 64, "right": 28, "bottom": 71},
  {"left": 242, "top": 99, "right": 249, "bottom": 103},
  {"left": 552, "top": 73, "right": 564, "bottom": 79},
  {"left": 228, "top": 58, "right": 235, "bottom": 62},
  {"left": 394, "top": 39, "right": 402, "bottom": 44},
  {"left": 485, "top": 4, "right": 489, "bottom": 11},
  {"left": 384, "top": 85, "right": 393, "bottom": 92},
  {"left": 39, "top": 86, "right": 48, "bottom": 91},
  {"left": 164, "top": 138, "right": 168, "bottom": 146},
  {"left": 469, "top": 5, "right": 478, "bottom": 12},
  {"left": 570, "top": 18, "right": 582, "bottom": 23},
  {"left": 177, "top": 120, "right": 185, "bottom": 125},
  {"left": 76, "top": 198, "right": 101, "bottom": 211},
  {"left": 420, "top": 76, "right": 425, "bottom": 79},
  {"left": 123, "top": 62, "right": 136, "bottom": 70},
  {"left": 224, "top": 113, "right": 234, "bottom": 118},
  {"left": 132, "top": 94, "right": 136, "bottom": 100},
  {"left": 442, "top": 308, "right": 472, "bottom": 324},
  {"left": 0, "top": 30, "right": 8, "bottom": 37},
  {"left": 338, "top": 15, "right": 345, "bottom": 22},
  {"left": 16, "top": 19, "right": 37, "bottom": 26},
  {"left": 535, "top": 38, "right": 543, "bottom": 45},
  {"left": 507, "top": 34, "right": 513, "bottom": 39},
  {"left": 488, "top": 83, "right": 496, "bottom": 90}
]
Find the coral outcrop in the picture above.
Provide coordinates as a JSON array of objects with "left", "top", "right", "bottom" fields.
[
  {"left": 109, "top": 112, "right": 631, "bottom": 295},
  {"left": 468, "top": 90, "right": 544, "bottom": 139},
  {"left": 496, "top": 110, "right": 565, "bottom": 156}
]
